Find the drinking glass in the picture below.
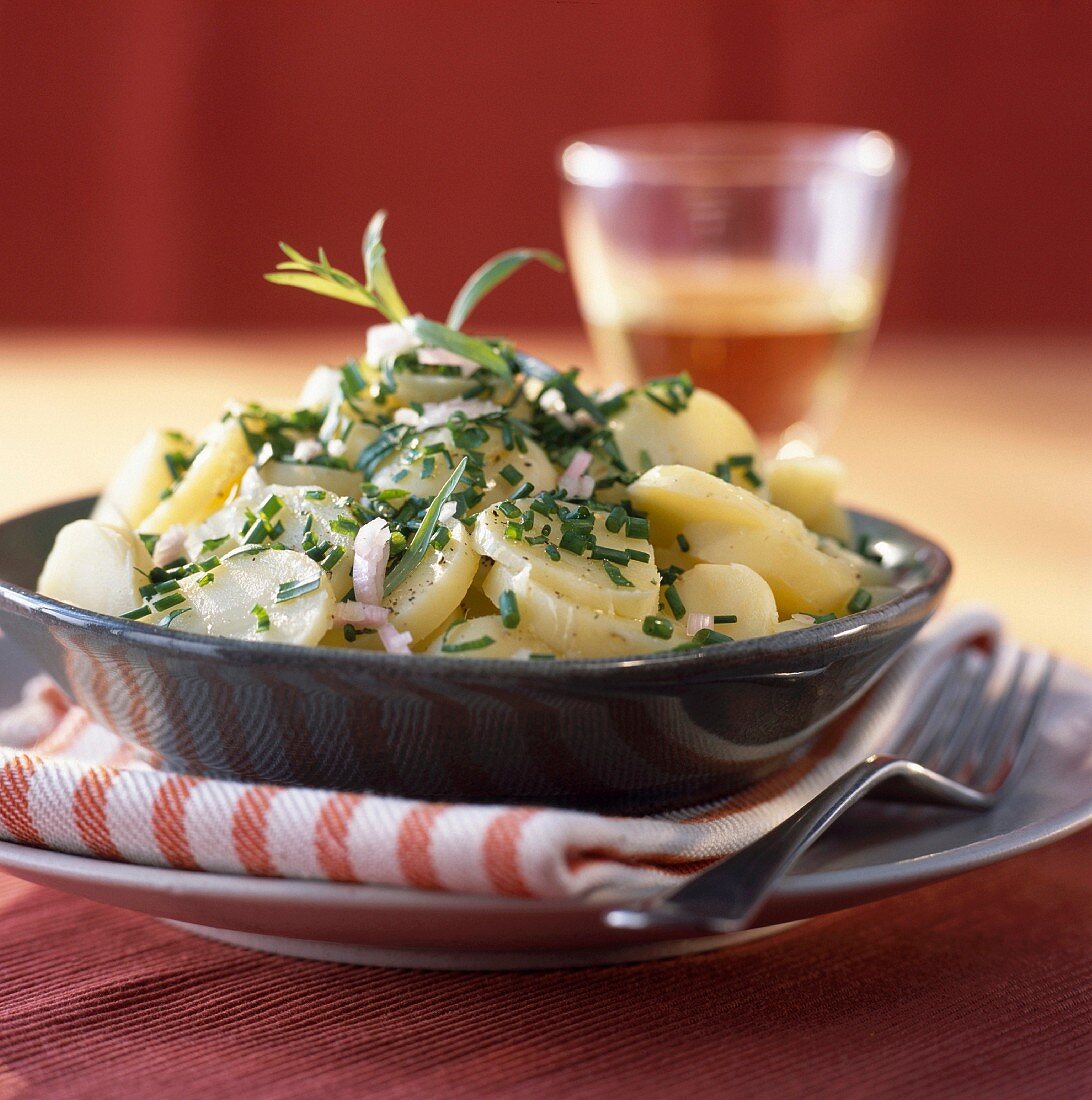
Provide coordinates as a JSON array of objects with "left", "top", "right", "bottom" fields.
[{"left": 558, "top": 123, "right": 904, "bottom": 443}]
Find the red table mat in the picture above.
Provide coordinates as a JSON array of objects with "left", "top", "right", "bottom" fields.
[{"left": 1, "top": 831, "right": 1089, "bottom": 1100}]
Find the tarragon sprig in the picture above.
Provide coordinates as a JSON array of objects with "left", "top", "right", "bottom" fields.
[{"left": 264, "top": 211, "right": 564, "bottom": 382}]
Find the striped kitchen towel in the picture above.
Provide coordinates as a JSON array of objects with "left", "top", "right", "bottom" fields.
[{"left": 0, "top": 609, "right": 1081, "bottom": 899}]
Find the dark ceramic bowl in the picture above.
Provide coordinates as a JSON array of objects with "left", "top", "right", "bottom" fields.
[{"left": 0, "top": 497, "right": 950, "bottom": 813}]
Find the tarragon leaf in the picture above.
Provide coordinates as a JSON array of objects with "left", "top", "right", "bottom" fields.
[
  {"left": 362, "top": 210, "right": 410, "bottom": 321},
  {"left": 401, "top": 316, "right": 512, "bottom": 380},
  {"left": 264, "top": 271, "right": 379, "bottom": 308},
  {"left": 512, "top": 350, "right": 606, "bottom": 424},
  {"left": 383, "top": 457, "right": 468, "bottom": 597},
  {"left": 446, "top": 249, "right": 565, "bottom": 331}
]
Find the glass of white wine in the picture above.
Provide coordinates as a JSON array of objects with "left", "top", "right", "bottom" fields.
[{"left": 558, "top": 124, "right": 904, "bottom": 443}]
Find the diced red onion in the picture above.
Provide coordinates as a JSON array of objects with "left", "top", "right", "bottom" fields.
[
  {"left": 686, "top": 612, "right": 713, "bottom": 636},
  {"left": 378, "top": 622, "right": 413, "bottom": 655},
  {"left": 352, "top": 517, "right": 391, "bottom": 606},
  {"left": 366, "top": 322, "right": 420, "bottom": 365},
  {"left": 558, "top": 450, "right": 594, "bottom": 498}
]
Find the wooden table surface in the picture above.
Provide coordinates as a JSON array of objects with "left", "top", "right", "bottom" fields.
[{"left": 1, "top": 330, "right": 1089, "bottom": 663}]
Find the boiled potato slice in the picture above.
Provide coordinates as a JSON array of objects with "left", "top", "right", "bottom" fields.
[
  {"left": 425, "top": 614, "right": 559, "bottom": 659},
  {"left": 141, "top": 419, "right": 253, "bottom": 533},
  {"left": 680, "top": 522, "right": 859, "bottom": 618},
  {"left": 483, "top": 563, "right": 672, "bottom": 659},
  {"left": 610, "top": 388, "right": 759, "bottom": 478},
  {"left": 260, "top": 460, "right": 362, "bottom": 500},
  {"left": 386, "top": 521, "right": 480, "bottom": 641},
  {"left": 472, "top": 505, "right": 659, "bottom": 617},
  {"left": 372, "top": 423, "right": 557, "bottom": 510},
  {"left": 38, "top": 520, "right": 151, "bottom": 617},
  {"left": 672, "top": 564, "right": 778, "bottom": 640},
  {"left": 767, "top": 455, "right": 852, "bottom": 542},
  {"left": 174, "top": 549, "right": 334, "bottom": 645},
  {"left": 187, "top": 482, "right": 359, "bottom": 598},
  {"left": 92, "top": 429, "right": 194, "bottom": 530},
  {"left": 630, "top": 465, "right": 794, "bottom": 535}
]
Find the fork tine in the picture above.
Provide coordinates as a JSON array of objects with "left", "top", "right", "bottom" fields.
[
  {"left": 969, "top": 653, "right": 1057, "bottom": 793},
  {"left": 924, "top": 647, "right": 1002, "bottom": 776},
  {"left": 895, "top": 648, "right": 975, "bottom": 761}
]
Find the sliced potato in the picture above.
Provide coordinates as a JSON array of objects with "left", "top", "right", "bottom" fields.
[
  {"left": 680, "top": 522, "right": 859, "bottom": 618},
  {"left": 672, "top": 564, "right": 778, "bottom": 640},
  {"left": 260, "top": 460, "right": 362, "bottom": 500},
  {"left": 472, "top": 505, "right": 659, "bottom": 617},
  {"left": 483, "top": 563, "right": 672, "bottom": 659},
  {"left": 386, "top": 521, "right": 480, "bottom": 641},
  {"left": 174, "top": 549, "right": 334, "bottom": 645},
  {"left": 425, "top": 614, "right": 559, "bottom": 659},
  {"left": 767, "top": 455, "right": 852, "bottom": 541},
  {"left": 187, "top": 482, "right": 359, "bottom": 597},
  {"left": 92, "top": 429, "right": 194, "bottom": 530},
  {"left": 371, "top": 423, "right": 557, "bottom": 510},
  {"left": 140, "top": 419, "right": 253, "bottom": 534},
  {"left": 38, "top": 520, "right": 151, "bottom": 617},
  {"left": 610, "top": 388, "right": 759, "bottom": 479}
]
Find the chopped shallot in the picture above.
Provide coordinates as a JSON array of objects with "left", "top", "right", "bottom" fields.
[
  {"left": 686, "top": 612, "right": 714, "bottom": 636},
  {"left": 394, "top": 398, "right": 503, "bottom": 431},
  {"left": 292, "top": 438, "right": 325, "bottom": 463},
  {"left": 366, "top": 321, "right": 420, "bottom": 364},
  {"left": 153, "top": 525, "right": 188, "bottom": 568},
  {"left": 417, "top": 347, "right": 480, "bottom": 377},
  {"left": 438, "top": 501, "right": 458, "bottom": 527},
  {"left": 352, "top": 517, "right": 391, "bottom": 606},
  {"left": 558, "top": 450, "right": 594, "bottom": 499},
  {"left": 378, "top": 622, "right": 413, "bottom": 655},
  {"left": 326, "top": 438, "right": 347, "bottom": 457},
  {"left": 333, "top": 602, "right": 390, "bottom": 629}
]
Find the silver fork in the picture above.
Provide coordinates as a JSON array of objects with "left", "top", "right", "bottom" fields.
[{"left": 606, "top": 646, "right": 1057, "bottom": 935}]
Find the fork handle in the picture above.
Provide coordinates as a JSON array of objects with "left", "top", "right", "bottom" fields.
[{"left": 606, "top": 756, "right": 932, "bottom": 935}]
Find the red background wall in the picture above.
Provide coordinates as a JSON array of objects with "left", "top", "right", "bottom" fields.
[{"left": 1, "top": 1, "right": 1088, "bottom": 332}]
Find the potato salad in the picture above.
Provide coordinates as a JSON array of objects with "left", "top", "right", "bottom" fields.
[{"left": 38, "top": 213, "right": 893, "bottom": 660}]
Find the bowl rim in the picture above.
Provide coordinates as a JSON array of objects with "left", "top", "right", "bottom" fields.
[{"left": 0, "top": 496, "right": 952, "bottom": 683}]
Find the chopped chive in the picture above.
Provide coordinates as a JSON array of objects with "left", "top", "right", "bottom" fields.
[
  {"left": 676, "top": 533, "right": 690, "bottom": 552},
  {"left": 638, "top": 449, "right": 653, "bottom": 472},
  {"left": 196, "top": 574, "right": 215, "bottom": 587},
  {"left": 625, "top": 549, "right": 651, "bottom": 563},
  {"left": 275, "top": 577, "right": 322, "bottom": 603},
  {"left": 431, "top": 526, "right": 451, "bottom": 551},
  {"left": 642, "top": 615, "right": 674, "bottom": 640},
  {"left": 529, "top": 653, "right": 556, "bottom": 660},
  {"left": 504, "top": 521, "right": 523, "bottom": 542},
  {"left": 744, "top": 468, "right": 762, "bottom": 488},
  {"left": 693, "top": 628, "right": 733, "bottom": 646},
  {"left": 499, "top": 463, "right": 522, "bottom": 485},
  {"left": 304, "top": 489, "right": 328, "bottom": 500},
  {"left": 604, "top": 506, "right": 627, "bottom": 533},
  {"left": 664, "top": 585, "right": 686, "bottom": 620},
  {"left": 200, "top": 535, "right": 229, "bottom": 553},
  {"left": 442, "top": 634, "right": 497, "bottom": 653},
  {"left": 161, "top": 607, "right": 191, "bottom": 628},
  {"left": 625, "top": 516, "right": 650, "bottom": 540},
  {"left": 545, "top": 544, "right": 561, "bottom": 561},
  {"left": 712, "top": 614, "right": 738, "bottom": 624},
  {"left": 420, "top": 455, "right": 436, "bottom": 479},
  {"left": 377, "top": 488, "right": 409, "bottom": 501},
  {"left": 508, "top": 481, "right": 534, "bottom": 502},
  {"left": 558, "top": 530, "right": 589, "bottom": 555},
  {"left": 330, "top": 516, "right": 361, "bottom": 537},
  {"left": 391, "top": 468, "right": 409, "bottom": 484},
  {"left": 138, "top": 533, "right": 159, "bottom": 556},
  {"left": 251, "top": 604, "right": 271, "bottom": 632},
  {"left": 151, "top": 591, "right": 185, "bottom": 612},
  {"left": 321, "top": 545, "right": 346, "bottom": 571},
  {"left": 497, "top": 500, "right": 522, "bottom": 519},
  {"left": 848, "top": 587, "right": 873, "bottom": 613},
  {"left": 603, "top": 561, "right": 634, "bottom": 587},
  {"left": 813, "top": 613, "right": 838, "bottom": 623},
  {"left": 590, "top": 545, "right": 629, "bottom": 564},
  {"left": 258, "top": 493, "right": 284, "bottom": 520},
  {"left": 343, "top": 624, "right": 358, "bottom": 642},
  {"left": 726, "top": 454, "right": 753, "bottom": 467},
  {"left": 197, "top": 556, "right": 220, "bottom": 571},
  {"left": 265, "top": 520, "right": 285, "bottom": 542},
  {"left": 121, "top": 605, "right": 152, "bottom": 620},
  {"left": 499, "top": 589, "right": 520, "bottom": 629}
]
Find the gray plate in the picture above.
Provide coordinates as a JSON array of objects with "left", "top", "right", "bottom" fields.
[{"left": 0, "top": 633, "right": 1088, "bottom": 969}]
